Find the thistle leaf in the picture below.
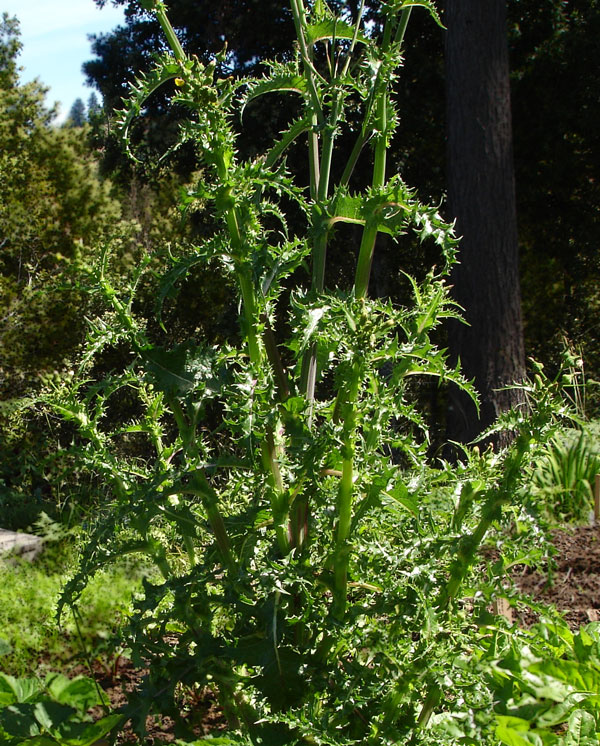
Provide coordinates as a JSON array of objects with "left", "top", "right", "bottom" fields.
[
  {"left": 241, "top": 74, "right": 308, "bottom": 118},
  {"left": 306, "top": 19, "right": 369, "bottom": 47},
  {"left": 114, "top": 56, "right": 181, "bottom": 160},
  {"left": 393, "top": 0, "right": 445, "bottom": 28}
]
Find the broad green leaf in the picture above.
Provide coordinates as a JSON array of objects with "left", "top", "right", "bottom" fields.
[
  {"left": 56, "top": 713, "right": 124, "bottom": 746},
  {"left": 529, "top": 660, "right": 600, "bottom": 694},
  {"left": 0, "top": 674, "right": 41, "bottom": 705},
  {"left": 495, "top": 717, "right": 543, "bottom": 746},
  {"left": 563, "top": 710, "right": 598, "bottom": 746},
  {"left": 536, "top": 692, "right": 589, "bottom": 728},
  {"left": 46, "top": 674, "right": 103, "bottom": 713},
  {"left": 32, "top": 700, "right": 76, "bottom": 733},
  {"left": 0, "top": 672, "right": 18, "bottom": 706},
  {"left": 0, "top": 703, "right": 41, "bottom": 738}
]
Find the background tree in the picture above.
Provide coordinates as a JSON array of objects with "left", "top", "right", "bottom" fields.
[
  {"left": 66, "top": 97, "right": 86, "bottom": 127},
  {"left": 86, "top": 91, "right": 102, "bottom": 121},
  {"left": 444, "top": 0, "right": 525, "bottom": 445},
  {"left": 509, "top": 0, "right": 600, "bottom": 403},
  {"left": 0, "top": 15, "right": 125, "bottom": 525}
]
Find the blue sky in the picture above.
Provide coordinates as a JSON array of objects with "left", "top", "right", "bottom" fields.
[{"left": 3, "top": 0, "right": 126, "bottom": 123}]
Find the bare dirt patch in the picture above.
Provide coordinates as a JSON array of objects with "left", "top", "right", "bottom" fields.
[{"left": 511, "top": 525, "right": 600, "bottom": 629}]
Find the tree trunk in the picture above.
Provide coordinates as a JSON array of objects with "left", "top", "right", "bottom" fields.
[{"left": 445, "top": 0, "right": 525, "bottom": 447}]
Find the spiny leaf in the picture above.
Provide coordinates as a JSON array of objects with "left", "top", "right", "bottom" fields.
[
  {"left": 327, "top": 181, "right": 414, "bottom": 236},
  {"left": 265, "top": 116, "right": 312, "bottom": 168},
  {"left": 143, "top": 342, "right": 222, "bottom": 398},
  {"left": 393, "top": 0, "right": 445, "bottom": 29},
  {"left": 306, "top": 19, "right": 369, "bottom": 47},
  {"left": 241, "top": 74, "right": 307, "bottom": 118},
  {"left": 114, "top": 56, "right": 181, "bottom": 161}
]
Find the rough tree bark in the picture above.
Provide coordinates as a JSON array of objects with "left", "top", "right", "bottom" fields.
[{"left": 445, "top": 0, "right": 526, "bottom": 446}]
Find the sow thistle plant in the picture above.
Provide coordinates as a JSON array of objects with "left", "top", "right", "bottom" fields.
[{"left": 44, "top": 1, "right": 599, "bottom": 744}]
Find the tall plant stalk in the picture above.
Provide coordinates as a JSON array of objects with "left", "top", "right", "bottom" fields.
[{"left": 50, "top": 2, "right": 549, "bottom": 743}]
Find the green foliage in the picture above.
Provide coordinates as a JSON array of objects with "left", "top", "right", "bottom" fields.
[
  {"left": 532, "top": 426, "right": 600, "bottom": 523},
  {"left": 0, "top": 535, "right": 149, "bottom": 678},
  {"left": 66, "top": 98, "right": 86, "bottom": 128},
  {"left": 39, "top": 1, "right": 599, "bottom": 744},
  {"left": 0, "top": 14, "right": 122, "bottom": 397},
  {"left": 0, "top": 670, "right": 121, "bottom": 746},
  {"left": 490, "top": 619, "right": 600, "bottom": 746}
]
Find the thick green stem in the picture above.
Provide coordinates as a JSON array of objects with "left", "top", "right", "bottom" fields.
[
  {"left": 237, "top": 267, "right": 261, "bottom": 365},
  {"left": 318, "top": 96, "right": 342, "bottom": 203},
  {"left": 153, "top": 2, "right": 186, "bottom": 61},
  {"left": 332, "top": 366, "right": 361, "bottom": 619},
  {"left": 394, "top": 7, "right": 413, "bottom": 47},
  {"left": 261, "top": 431, "right": 290, "bottom": 555},
  {"left": 354, "top": 90, "right": 388, "bottom": 298},
  {"left": 354, "top": 222, "right": 379, "bottom": 300}
]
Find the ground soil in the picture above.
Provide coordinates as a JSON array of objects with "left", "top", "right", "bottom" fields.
[
  {"left": 76, "top": 525, "right": 600, "bottom": 743},
  {"left": 509, "top": 524, "right": 600, "bottom": 629}
]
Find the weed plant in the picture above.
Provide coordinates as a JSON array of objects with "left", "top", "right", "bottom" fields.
[
  {"left": 532, "top": 425, "right": 600, "bottom": 523},
  {"left": 41, "top": 1, "right": 600, "bottom": 744}
]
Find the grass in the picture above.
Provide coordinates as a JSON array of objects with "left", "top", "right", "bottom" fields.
[{"left": 0, "top": 536, "right": 151, "bottom": 679}]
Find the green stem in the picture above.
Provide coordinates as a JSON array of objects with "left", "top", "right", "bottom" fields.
[
  {"left": 188, "top": 470, "right": 237, "bottom": 573},
  {"left": 153, "top": 2, "right": 186, "bottom": 61},
  {"left": 394, "top": 7, "right": 413, "bottom": 47},
  {"left": 332, "top": 365, "right": 361, "bottom": 619},
  {"left": 340, "top": 130, "right": 371, "bottom": 187},
  {"left": 318, "top": 95, "right": 342, "bottom": 203},
  {"left": 354, "top": 89, "right": 388, "bottom": 298},
  {"left": 354, "top": 222, "right": 379, "bottom": 300},
  {"left": 262, "top": 314, "right": 291, "bottom": 401},
  {"left": 261, "top": 431, "right": 290, "bottom": 555},
  {"left": 416, "top": 685, "right": 441, "bottom": 730},
  {"left": 237, "top": 266, "right": 261, "bottom": 365},
  {"left": 183, "top": 534, "right": 196, "bottom": 567}
]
